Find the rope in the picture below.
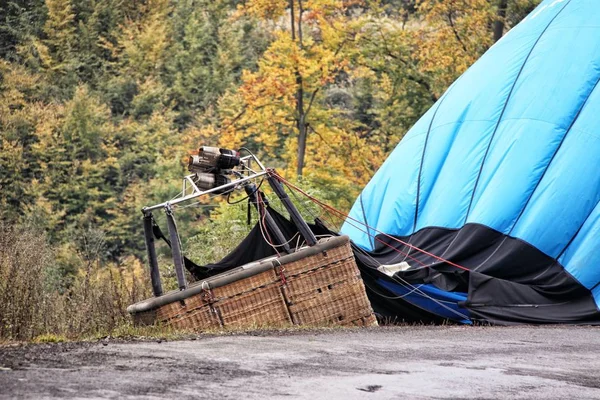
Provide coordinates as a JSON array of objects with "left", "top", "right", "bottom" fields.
[
  {"left": 255, "top": 191, "right": 281, "bottom": 256},
  {"left": 264, "top": 171, "right": 471, "bottom": 321},
  {"left": 348, "top": 233, "right": 471, "bottom": 319},
  {"left": 268, "top": 170, "right": 470, "bottom": 272},
  {"left": 286, "top": 180, "right": 338, "bottom": 230},
  {"left": 340, "top": 215, "right": 429, "bottom": 268},
  {"left": 267, "top": 174, "right": 432, "bottom": 268},
  {"left": 352, "top": 243, "right": 470, "bottom": 320}
]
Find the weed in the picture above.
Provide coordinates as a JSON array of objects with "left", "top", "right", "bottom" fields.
[
  {"left": 0, "top": 222, "right": 151, "bottom": 341},
  {"left": 32, "top": 333, "right": 68, "bottom": 343}
]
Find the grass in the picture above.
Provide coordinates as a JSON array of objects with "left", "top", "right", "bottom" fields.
[
  {"left": 32, "top": 333, "right": 69, "bottom": 343},
  {"left": 0, "top": 223, "right": 154, "bottom": 342},
  {"left": 83, "top": 323, "right": 197, "bottom": 342},
  {"left": 23, "top": 321, "right": 376, "bottom": 345}
]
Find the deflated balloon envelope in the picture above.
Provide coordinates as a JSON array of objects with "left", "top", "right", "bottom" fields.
[{"left": 342, "top": 0, "right": 600, "bottom": 324}]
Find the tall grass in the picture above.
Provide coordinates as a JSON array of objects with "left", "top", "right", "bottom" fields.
[{"left": 0, "top": 223, "right": 151, "bottom": 341}]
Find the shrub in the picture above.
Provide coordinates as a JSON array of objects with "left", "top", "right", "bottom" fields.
[{"left": 0, "top": 222, "right": 151, "bottom": 341}]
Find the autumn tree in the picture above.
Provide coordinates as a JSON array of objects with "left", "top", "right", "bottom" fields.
[
  {"left": 189, "top": 0, "right": 383, "bottom": 215},
  {"left": 492, "top": 0, "right": 540, "bottom": 41},
  {"left": 0, "top": 0, "right": 540, "bottom": 275},
  {"left": 0, "top": 60, "right": 54, "bottom": 220},
  {"left": 347, "top": 0, "right": 540, "bottom": 153}
]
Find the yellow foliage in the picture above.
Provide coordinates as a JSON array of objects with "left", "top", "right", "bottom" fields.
[
  {"left": 237, "top": 0, "right": 287, "bottom": 20},
  {"left": 212, "top": 0, "right": 377, "bottom": 208},
  {"left": 108, "top": 0, "right": 172, "bottom": 82},
  {"left": 417, "top": 0, "right": 495, "bottom": 96}
]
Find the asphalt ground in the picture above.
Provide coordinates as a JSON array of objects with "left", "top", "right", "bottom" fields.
[{"left": 1, "top": 325, "right": 599, "bottom": 399}]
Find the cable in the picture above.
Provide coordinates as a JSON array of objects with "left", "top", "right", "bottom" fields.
[
  {"left": 347, "top": 219, "right": 471, "bottom": 319},
  {"left": 174, "top": 191, "right": 223, "bottom": 210},
  {"left": 286, "top": 181, "right": 338, "bottom": 230},
  {"left": 270, "top": 170, "right": 470, "bottom": 272},
  {"left": 255, "top": 191, "right": 281, "bottom": 256},
  {"left": 362, "top": 279, "right": 424, "bottom": 300},
  {"left": 169, "top": 190, "right": 184, "bottom": 201},
  {"left": 226, "top": 178, "right": 265, "bottom": 205},
  {"left": 239, "top": 147, "right": 262, "bottom": 173},
  {"left": 294, "top": 234, "right": 306, "bottom": 252},
  {"left": 264, "top": 171, "right": 471, "bottom": 320},
  {"left": 332, "top": 210, "right": 429, "bottom": 268},
  {"left": 239, "top": 147, "right": 258, "bottom": 158},
  {"left": 252, "top": 195, "right": 305, "bottom": 249},
  {"left": 348, "top": 227, "right": 470, "bottom": 320},
  {"left": 272, "top": 232, "right": 301, "bottom": 248},
  {"left": 176, "top": 202, "right": 220, "bottom": 210},
  {"left": 315, "top": 234, "right": 335, "bottom": 240}
]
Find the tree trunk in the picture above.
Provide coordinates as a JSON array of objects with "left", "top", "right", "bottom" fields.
[
  {"left": 493, "top": 0, "right": 508, "bottom": 43},
  {"left": 292, "top": 0, "right": 307, "bottom": 177},
  {"left": 296, "top": 112, "right": 307, "bottom": 176}
]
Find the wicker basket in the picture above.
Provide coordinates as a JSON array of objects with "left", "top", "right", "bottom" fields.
[{"left": 128, "top": 235, "right": 377, "bottom": 330}]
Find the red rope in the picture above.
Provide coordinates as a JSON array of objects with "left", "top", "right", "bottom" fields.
[
  {"left": 337, "top": 213, "right": 430, "bottom": 268},
  {"left": 256, "top": 191, "right": 281, "bottom": 257},
  {"left": 268, "top": 170, "right": 470, "bottom": 272}
]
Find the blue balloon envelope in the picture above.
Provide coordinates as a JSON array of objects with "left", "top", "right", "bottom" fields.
[{"left": 343, "top": 0, "right": 600, "bottom": 324}]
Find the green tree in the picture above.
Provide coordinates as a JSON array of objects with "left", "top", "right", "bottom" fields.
[
  {"left": 0, "top": 60, "right": 53, "bottom": 220},
  {"left": 167, "top": 0, "right": 271, "bottom": 127},
  {"left": 0, "top": 0, "right": 47, "bottom": 60},
  {"left": 32, "top": 86, "right": 119, "bottom": 241},
  {"left": 38, "top": 0, "right": 79, "bottom": 94}
]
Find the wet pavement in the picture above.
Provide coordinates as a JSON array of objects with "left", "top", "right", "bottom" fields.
[{"left": 1, "top": 325, "right": 599, "bottom": 399}]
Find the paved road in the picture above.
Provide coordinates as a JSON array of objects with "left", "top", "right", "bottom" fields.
[{"left": 1, "top": 326, "right": 599, "bottom": 399}]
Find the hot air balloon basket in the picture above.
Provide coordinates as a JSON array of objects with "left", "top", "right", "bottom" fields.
[{"left": 128, "top": 235, "right": 378, "bottom": 331}]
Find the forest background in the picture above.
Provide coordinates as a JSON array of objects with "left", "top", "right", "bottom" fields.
[{"left": 0, "top": 0, "right": 539, "bottom": 340}]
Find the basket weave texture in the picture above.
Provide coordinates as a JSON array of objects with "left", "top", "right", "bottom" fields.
[{"left": 132, "top": 238, "right": 377, "bottom": 330}]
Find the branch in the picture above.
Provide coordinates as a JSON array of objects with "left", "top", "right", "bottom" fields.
[
  {"left": 310, "top": 125, "right": 374, "bottom": 176},
  {"left": 220, "top": 108, "right": 247, "bottom": 131},
  {"left": 376, "top": 26, "right": 405, "bottom": 64},
  {"left": 447, "top": 10, "right": 468, "bottom": 53},
  {"left": 360, "top": 63, "right": 438, "bottom": 103},
  {"left": 219, "top": 102, "right": 283, "bottom": 132},
  {"left": 304, "top": 88, "right": 319, "bottom": 117},
  {"left": 298, "top": 0, "right": 304, "bottom": 49},
  {"left": 309, "top": 125, "right": 336, "bottom": 152}
]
